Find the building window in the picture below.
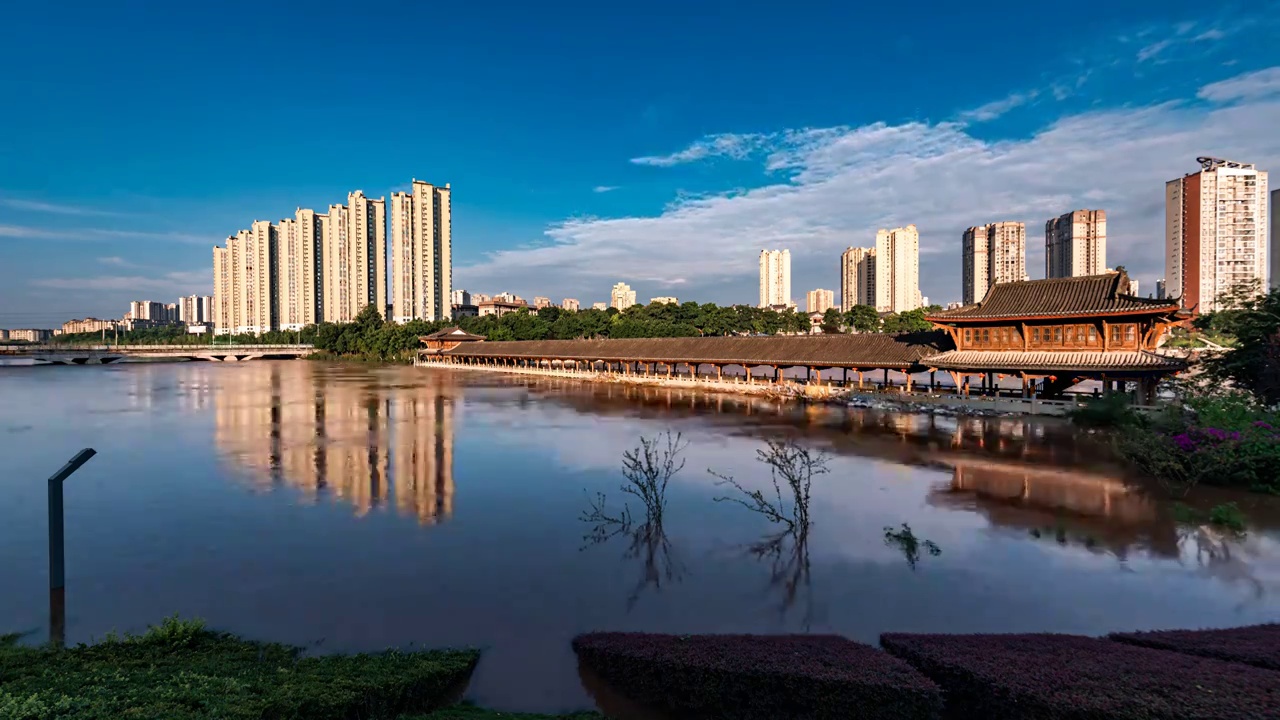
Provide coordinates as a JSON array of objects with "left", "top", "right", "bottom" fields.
[
  {"left": 981, "top": 329, "right": 990, "bottom": 344},
  {"left": 1033, "top": 327, "right": 1041, "bottom": 344},
  {"left": 1052, "top": 327, "right": 1062, "bottom": 343},
  {"left": 1088, "top": 325, "right": 1098, "bottom": 343},
  {"left": 1125, "top": 325, "right": 1136, "bottom": 343},
  {"left": 964, "top": 329, "right": 972, "bottom": 344}
]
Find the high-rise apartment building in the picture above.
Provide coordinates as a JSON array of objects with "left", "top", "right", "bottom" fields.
[
  {"left": 610, "top": 282, "right": 636, "bottom": 311},
  {"left": 1156, "top": 279, "right": 1167, "bottom": 300},
  {"left": 962, "top": 222, "right": 1027, "bottom": 304},
  {"left": 391, "top": 180, "right": 452, "bottom": 323},
  {"left": 322, "top": 203, "right": 350, "bottom": 322},
  {"left": 1166, "top": 157, "right": 1269, "bottom": 311},
  {"left": 212, "top": 246, "right": 230, "bottom": 332},
  {"left": 759, "top": 249, "right": 791, "bottom": 308},
  {"left": 241, "top": 221, "right": 278, "bottom": 334},
  {"left": 534, "top": 296, "right": 551, "bottom": 309},
  {"left": 806, "top": 289, "right": 834, "bottom": 314},
  {"left": 874, "top": 225, "right": 921, "bottom": 313},
  {"left": 348, "top": 191, "right": 386, "bottom": 320},
  {"left": 1270, "top": 188, "right": 1279, "bottom": 290},
  {"left": 840, "top": 247, "right": 876, "bottom": 311},
  {"left": 178, "top": 295, "right": 212, "bottom": 324},
  {"left": 562, "top": 298, "right": 580, "bottom": 311},
  {"left": 1046, "top": 210, "right": 1107, "bottom": 279}
]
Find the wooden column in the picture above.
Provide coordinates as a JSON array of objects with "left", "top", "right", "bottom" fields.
[
  {"left": 843, "top": 368, "right": 848, "bottom": 386},
  {"left": 930, "top": 370, "right": 937, "bottom": 390},
  {"left": 716, "top": 365, "right": 723, "bottom": 380},
  {"left": 857, "top": 370, "right": 864, "bottom": 389},
  {"left": 883, "top": 368, "right": 890, "bottom": 388},
  {"left": 1021, "top": 374, "right": 1029, "bottom": 398}
]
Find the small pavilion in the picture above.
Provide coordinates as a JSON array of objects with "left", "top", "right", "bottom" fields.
[{"left": 922, "top": 270, "right": 1190, "bottom": 403}]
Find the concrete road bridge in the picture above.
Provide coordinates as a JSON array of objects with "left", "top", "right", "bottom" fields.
[{"left": 0, "top": 344, "right": 316, "bottom": 365}]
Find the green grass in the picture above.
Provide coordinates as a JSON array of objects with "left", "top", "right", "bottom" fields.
[{"left": 0, "top": 616, "right": 480, "bottom": 720}]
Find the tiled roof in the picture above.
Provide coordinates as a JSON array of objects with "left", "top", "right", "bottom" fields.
[
  {"left": 921, "top": 349, "right": 1188, "bottom": 372},
  {"left": 441, "top": 331, "right": 950, "bottom": 368},
  {"left": 926, "top": 271, "right": 1181, "bottom": 321},
  {"left": 421, "top": 327, "right": 486, "bottom": 340}
]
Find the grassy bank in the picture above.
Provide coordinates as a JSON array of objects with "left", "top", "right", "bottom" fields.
[{"left": 0, "top": 617, "right": 597, "bottom": 720}]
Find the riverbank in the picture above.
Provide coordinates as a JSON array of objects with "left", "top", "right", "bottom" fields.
[
  {"left": 6, "top": 617, "right": 1275, "bottom": 719},
  {"left": 431, "top": 361, "right": 1104, "bottom": 418}
]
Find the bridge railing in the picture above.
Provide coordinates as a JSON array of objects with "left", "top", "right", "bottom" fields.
[{"left": 0, "top": 343, "right": 315, "bottom": 353}]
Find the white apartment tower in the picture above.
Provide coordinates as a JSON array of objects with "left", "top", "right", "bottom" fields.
[
  {"left": 391, "top": 180, "right": 453, "bottom": 323},
  {"left": 348, "top": 190, "right": 387, "bottom": 320},
  {"left": 1272, "top": 188, "right": 1280, "bottom": 290},
  {"left": 212, "top": 246, "right": 230, "bottom": 333},
  {"left": 840, "top": 246, "right": 876, "bottom": 311},
  {"left": 963, "top": 222, "right": 1027, "bottom": 305},
  {"left": 759, "top": 249, "right": 792, "bottom": 308},
  {"left": 610, "top": 282, "right": 637, "bottom": 311},
  {"left": 806, "top": 289, "right": 834, "bottom": 314},
  {"left": 323, "top": 203, "right": 351, "bottom": 322},
  {"left": 1045, "top": 210, "right": 1107, "bottom": 279},
  {"left": 874, "top": 225, "right": 921, "bottom": 313},
  {"left": 1166, "top": 158, "right": 1269, "bottom": 311}
]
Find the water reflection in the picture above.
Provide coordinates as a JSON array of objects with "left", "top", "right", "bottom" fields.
[{"left": 213, "top": 364, "right": 455, "bottom": 524}]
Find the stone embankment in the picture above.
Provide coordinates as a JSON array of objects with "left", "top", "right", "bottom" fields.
[{"left": 434, "top": 361, "right": 1092, "bottom": 418}]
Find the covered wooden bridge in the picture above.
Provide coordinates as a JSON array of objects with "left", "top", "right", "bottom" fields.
[{"left": 420, "top": 331, "right": 951, "bottom": 389}]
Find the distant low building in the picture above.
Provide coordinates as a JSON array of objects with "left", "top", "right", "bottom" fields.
[
  {"left": 0, "top": 329, "right": 8, "bottom": 340},
  {"left": 419, "top": 327, "right": 486, "bottom": 353},
  {"left": 806, "top": 289, "right": 834, "bottom": 314},
  {"left": 808, "top": 312, "right": 825, "bottom": 334},
  {"left": 534, "top": 296, "right": 552, "bottom": 309},
  {"left": 452, "top": 304, "right": 479, "bottom": 318},
  {"left": 592, "top": 302, "right": 608, "bottom": 311},
  {"left": 478, "top": 299, "right": 527, "bottom": 318},
  {"left": 562, "top": 298, "right": 580, "bottom": 311},
  {"left": 649, "top": 296, "right": 678, "bottom": 305},
  {"left": 9, "top": 329, "right": 53, "bottom": 342},
  {"left": 61, "top": 318, "right": 117, "bottom": 335}
]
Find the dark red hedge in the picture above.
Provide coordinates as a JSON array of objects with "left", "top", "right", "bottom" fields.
[
  {"left": 880, "top": 632, "right": 1280, "bottom": 720},
  {"left": 572, "top": 632, "right": 942, "bottom": 719},
  {"left": 1109, "top": 623, "right": 1280, "bottom": 671}
]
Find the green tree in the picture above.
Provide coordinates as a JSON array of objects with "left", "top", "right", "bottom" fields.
[
  {"left": 1204, "top": 287, "right": 1280, "bottom": 405},
  {"left": 882, "top": 308, "right": 932, "bottom": 333},
  {"left": 844, "top": 304, "right": 881, "bottom": 333},
  {"left": 821, "top": 308, "right": 843, "bottom": 334}
]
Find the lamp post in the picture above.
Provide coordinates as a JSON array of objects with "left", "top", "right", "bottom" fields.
[{"left": 48, "top": 448, "right": 96, "bottom": 648}]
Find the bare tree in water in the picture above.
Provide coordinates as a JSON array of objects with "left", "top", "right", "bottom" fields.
[
  {"left": 581, "top": 431, "right": 688, "bottom": 609},
  {"left": 711, "top": 439, "right": 829, "bottom": 629}
]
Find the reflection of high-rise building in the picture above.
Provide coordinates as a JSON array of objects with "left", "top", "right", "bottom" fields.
[
  {"left": 212, "top": 363, "right": 455, "bottom": 524},
  {"left": 392, "top": 383, "right": 456, "bottom": 524}
]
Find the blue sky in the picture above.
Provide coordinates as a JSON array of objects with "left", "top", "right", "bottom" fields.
[{"left": 2, "top": 1, "right": 1279, "bottom": 327}]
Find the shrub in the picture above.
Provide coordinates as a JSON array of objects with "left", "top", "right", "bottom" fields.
[
  {"left": 880, "top": 632, "right": 1279, "bottom": 720},
  {"left": 1117, "top": 421, "right": 1280, "bottom": 495},
  {"left": 404, "top": 704, "right": 605, "bottom": 719},
  {"left": 572, "top": 632, "right": 942, "bottom": 720},
  {"left": 0, "top": 617, "right": 479, "bottom": 719},
  {"left": 1069, "top": 393, "right": 1144, "bottom": 429},
  {"left": 1109, "top": 624, "right": 1280, "bottom": 671}
]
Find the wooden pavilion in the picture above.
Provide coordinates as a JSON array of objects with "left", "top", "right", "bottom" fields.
[{"left": 922, "top": 270, "right": 1190, "bottom": 402}]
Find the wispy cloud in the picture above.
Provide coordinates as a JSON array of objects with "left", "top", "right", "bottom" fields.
[
  {"left": 1197, "top": 67, "right": 1280, "bottom": 103},
  {"left": 97, "top": 256, "right": 133, "bottom": 267},
  {"left": 593, "top": 185, "right": 620, "bottom": 193},
  {"left": 959, "top": 90, "right": 1040, "bottom": 123},
  {"left": 31, "top": 270, "right": 207, "bottom": 294},
  {"left": 631, "top": 132, "right": 771, "bottom": 166},
  {"left": 0, "top": 224, "right": 212, "bottom": 244},
  {"left": 456, "top": 65, "right": 1280, "bottom": 307},
  {"left": 0, "top": 196, "right": 130, "bottom": 217}
]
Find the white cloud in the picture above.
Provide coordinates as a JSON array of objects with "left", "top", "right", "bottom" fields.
[
  {"left": 1136, "top": 39, "right": 1174, "bottom": 63},
  {"left": 959, "top": 91, "right": 1038, "bottom": 123},
  {"left": 593, "top": 185, "right": 620, "bottom": 193},
  {"left": 1197, "top": 67, "right": 1280, "bottom": 103},
  {"left": 0, "top": 197, "right": 128, "bottom": 217},
  {"left": 631, "top": 132, "right": 770, "bottom": 166},
  {"left": 97, "top": 256, "right": 132, "bottom": 267},
  {"left": 456, "top": 66, "right": 1280, "bottom": 307},
  {"left": 31, "top": 270, "right": 208, "bottom": 295}
]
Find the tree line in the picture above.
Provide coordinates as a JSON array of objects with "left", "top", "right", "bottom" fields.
[{"left": 49, "top": 301, "right": 943, "bottom": 361}]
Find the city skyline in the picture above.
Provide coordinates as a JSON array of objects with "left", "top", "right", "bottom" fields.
[{"left": 4, "top": 3, "right": 1280, "bottom": 327}]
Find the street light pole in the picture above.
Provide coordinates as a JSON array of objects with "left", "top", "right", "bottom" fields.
[{"left": 48, "top": 448, "right": 96, "bottom": 648}]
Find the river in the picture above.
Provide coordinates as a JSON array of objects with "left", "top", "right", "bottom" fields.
[{"left": 1, "top": 361, "right": 1278, "bottom": 712}]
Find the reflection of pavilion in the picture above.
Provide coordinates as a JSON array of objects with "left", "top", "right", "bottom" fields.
[
  {"left": 212, "top": 364, "right": 456, "bottom": 524},
  {"left": 927, "top": 457, "right": 1178, "bottom": 558}
]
